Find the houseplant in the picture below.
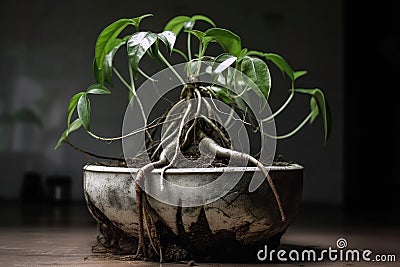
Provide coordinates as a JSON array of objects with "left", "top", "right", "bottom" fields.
[{"left": 56, "top": 14, "right": 329, "bottom": 262}]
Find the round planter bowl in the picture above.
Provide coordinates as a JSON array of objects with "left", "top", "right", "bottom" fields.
[{"left": 83, "top": 164, "right": 303, "bottom": 262}]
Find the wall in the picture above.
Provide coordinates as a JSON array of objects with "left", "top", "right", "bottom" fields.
[{"left": 0, "top": 0, "right": 343, "bottom": 204}]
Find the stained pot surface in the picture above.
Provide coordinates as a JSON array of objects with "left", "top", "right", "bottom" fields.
[{"left": 83, "top": 164, "right": 303, "bottom": 246}]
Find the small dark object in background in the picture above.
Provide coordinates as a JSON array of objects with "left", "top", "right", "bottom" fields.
[
  {"left": 20, "top": 171, "right": 44, "bottom": 202},
  {"left": 46, "top": 175, "right": 72, "bottom": 204}
]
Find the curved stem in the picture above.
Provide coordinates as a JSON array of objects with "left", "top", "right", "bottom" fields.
[
  {"left": 261, "top": 91, "right": 294, "bottom": 123},
  {"left": 114, "top": 65, "right": 152, "bottom": 143},
  {"left": 138, "top": 68, "right": 157, "bottom": 82},
  {"left": 113, "top": 67, "right": 131, "bottom": 91},
  {"left": 86, "top": 113, "right": 184, "bottom": 141},
  {"left": 267, "top": 112, "right": 313, "bottom": 140}
]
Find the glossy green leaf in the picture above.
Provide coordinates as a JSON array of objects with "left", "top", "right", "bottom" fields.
[
  {"left": 157, "top": 31, "right": 176, "bottom": 55},
  {"left": 241, "top": 56, "right": 271, "bottom": 99},
  {"left": 164, "top": 16, "right": 191, "bottom": 35},
  {"left": 93, "top": 58, "right": 103, "bottom": 85},
  {"left": 55, "top": 118, "right": 83, "bottom": 149},
  {"left": 239, "top": 48, "right": 248, "bottom": 60},
  {"left": 127, "top": 32, "right": 158, "bottom": 78},
  {"left": 190, "top": 15, "right": 216, "bottom": 27},
  {"left": 67, "top": 92, "right": 85, "bottom": 127},
  {"left": 264, "top": 53, "right": 294, "bottom": 81},
  {"left": 95, "top": 15, "right": 152, "bottom": 72},
  {"left": 204, "top": 28, "right": 242, "bottom": 56},
  {"left": 86, "top": 84, "right": 111, "bottom": 95},
  {"left": 102, "top": 38, "right": 126, "bottom": 85},
  {"left": 55, "top": 132, "right": 67, "bottom": 149},
  {"left": 294, "top": 88, "right": 331, "bottom": 143},
  {"left": 294, "top": 70, "right": 308, "bottom": 80},
  {"left": 164, "top": 15, "right": 215, "bottom": 36},
  {"left": 77, "top": 93, "right": 90, "bottom": 131},
  {"left": 184, "top": 29, "right": 207, "bottom": 43}
]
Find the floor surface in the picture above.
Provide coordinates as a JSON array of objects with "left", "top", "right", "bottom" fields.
[{"left": 0, "top": 202, "right": 398, "bottom": 266}]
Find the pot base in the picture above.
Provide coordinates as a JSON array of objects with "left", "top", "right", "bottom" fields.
[{"left": 84, "top": 164, "right": 303, "bottom": 262}]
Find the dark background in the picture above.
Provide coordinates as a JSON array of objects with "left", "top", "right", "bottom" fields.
[{"left": 0, "top": 0, "right": 397, "bottom": 221}]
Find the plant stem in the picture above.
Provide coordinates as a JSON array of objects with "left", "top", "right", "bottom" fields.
[
  {"left": 187, "top": 33, "right": 192, "bottom": 61},
  {"left": 65, "top": 140, "right": 124, "bottom": 161},
  {"left": 158, "top": 51, "right": 185, "bottom": 84},
  {"left": 268, "top": 112, "right": 313, "bottom": 139},
  {"left": 138, "top": 68, "right": 157, "bottom": 82},
  {"left": 86, "top": 112, "right": 184, "bottom": 141},
  {"left": 128, "top": 64, "right": 151, "bottom": 141},
  {"left": 113, "top": 67, "right": 132, "bottom": 91},
  {"left": 261, "top": 91, "right": 295, "bottom": 122}
]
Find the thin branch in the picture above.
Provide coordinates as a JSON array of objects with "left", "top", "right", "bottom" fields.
[
  {"left": 65, "top": 140, "right": 124, "bottom": 161},
  {"left": 265, "top": 112, "right": 313, "bottom": 139},
  {"left": 86, "top": 112, "right": 184, "bottom": 141}
]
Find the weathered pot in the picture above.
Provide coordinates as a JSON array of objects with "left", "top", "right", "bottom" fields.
[{"left": 83, "top": 164, "right": 303, "bottom": 261}]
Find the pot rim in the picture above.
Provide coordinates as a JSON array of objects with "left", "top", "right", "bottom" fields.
[{"left": 83, "top": 163, "right": 303, "bottom": 174}]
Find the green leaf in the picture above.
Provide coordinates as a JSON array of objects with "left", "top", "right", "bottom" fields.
[
  {"left": 100, "top": 38, "right": 126, "bottom": 85},
  {"left": 204, "top": 28, "right": 242, "bottom": 56},
  {"left": 213, "top": 53, "right": 237, "bottom": 74},
  {"left": 239, "top": 48, "right": 248, "bottom": 60},
  {"left": 68, "top": 118, "right": 83, "bottom": 133},
  {"left": 294, "top": 88, "right": 331, "bottom": 143},
  {"left": 77, "top": 93, "right": 91, "bottom": 131},
  {"left": 309, "top": 97, "right": 319, "bottom": 123},
  {"left": 164, "top": 15, "right": 216, "bottom": 36},
  {"left": 95, "top": 15, "right": 152, "bottom": 72},
  {"left": 294, "top": 70, "right": 308, "bottom": 80},
  {"left": 131, "top": 14, "right": 153, "bottom": 31},
  {"left": 241, "top": 56, "right": 271, "bottom": 99},
  {"left": 185, "top": 29, "right": 205, "bottom": 41},
  {"left": 127, "top": 32, "right": 158, "bottom": 78},
  {"left": 55, "top": 132, "right": 67, "bottom": 149},
  {"left": 67, "top": 92, "right": 85, "bottom": 127},
  {"left": 86, "top": 84, "right": 111, "bottom": 95},
  {"left": 55, "top": 118, "right": 83, "bottom": 149},
  {"left": 157, "top": 31, "right": 176, "bottom": 55},
  {"left": 190, "top": 15, "right": 216, "bottom": 27},
  {"left": 264, "top": 53, "right": 294, "bottom": 81},
  {"left": 164, "top": 16, "right": 191, "bottom": 35}
]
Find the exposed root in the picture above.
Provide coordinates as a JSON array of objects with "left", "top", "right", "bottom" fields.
[
  {"left": 161, "top": 101, "right": 194, "bottom": 178},
  {"left": 199, "top": 115, "right": 231, "bottom": 148},
  {"left": 130, "top": 83, "right": 286, "bottom": 262},
  {"left": 134, "top": 142, "right": 175, "bottom": 259},
  {"left": 199, "top": 133, "right": 286, "bottom": 222}
]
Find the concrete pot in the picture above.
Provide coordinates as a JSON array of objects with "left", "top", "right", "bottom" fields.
[{"left": 83, "top": 164, "right": 303, "bottom": 261}]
